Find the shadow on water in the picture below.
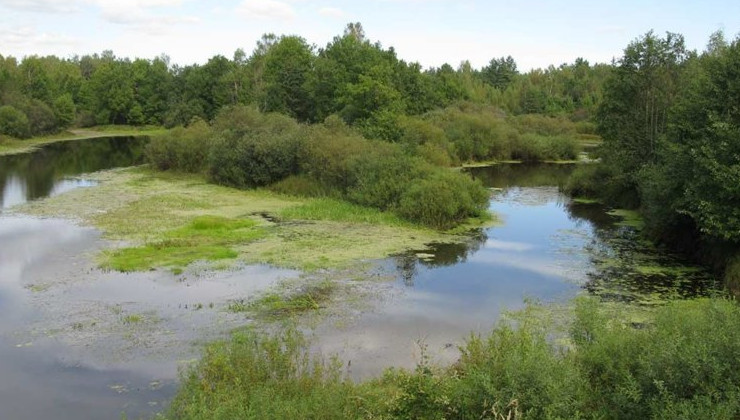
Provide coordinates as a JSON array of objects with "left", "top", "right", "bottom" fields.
[{"left": 0, "top": 136, "right": 148, "bottom": 209}]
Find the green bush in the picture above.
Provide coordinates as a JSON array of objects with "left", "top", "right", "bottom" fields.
[
  {"left": 165, "top": 327, "right": 375, "bottom": 420},
  {"left": 163, "top": 298, "right": 740, "bottom": 420},
  {"left": 0, "top": 105, "right": 30, "bottom": 138},
  {"left": 208, "top": 107, "right": 304, "bottom": 188},
  {"left": 22, "top": 99, "right": 58, "bottom": 135},
  {"left": 52, "top": 94, "right": 76, "bottom": 128},
  {"left": 397, "top": 170, "right": 489, "bottom": 228},
  {"left": 146, "top": 120, "right": 213, "bottom": 172},
  {"left": 573, "top": 298, "right": 740, "bottom": 419}
]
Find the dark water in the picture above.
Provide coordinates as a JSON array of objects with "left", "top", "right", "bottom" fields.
[{"left": 0, "top": 136, "right": 147, "bottom": 209}]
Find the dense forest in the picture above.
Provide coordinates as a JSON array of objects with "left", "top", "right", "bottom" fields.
[{"left": 0, "top": 23, "right": 607, "bottom": 140}]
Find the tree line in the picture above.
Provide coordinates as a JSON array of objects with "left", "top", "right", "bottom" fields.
[
  {"left": 566, "top": 30, "right": 740, "bottom": 288},
  {"left": 0, "top": 23, "right": 609, "bottom": 140}
]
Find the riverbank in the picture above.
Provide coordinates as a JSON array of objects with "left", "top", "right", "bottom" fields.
[{"left": 0, "top": 126, "right": 168, "bottom": 156}]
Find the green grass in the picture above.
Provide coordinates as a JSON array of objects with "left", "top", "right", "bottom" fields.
[
  {"left": 103, "top": 215, "right": 265, "bottom": 272},
  {"left": 160, "top": 298, "right": 740, "bottom": 420},
  {"left": 279, "top": 198, "right": 411, "bottom": 227},
  {"left": 231, "top": 280, "right": 337, "bottom": 319}
]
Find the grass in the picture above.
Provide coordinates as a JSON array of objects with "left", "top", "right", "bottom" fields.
[
  {"left": 104, "top": 216, "right": 266, "bottom": 272},
  {"left": 159, "top": 297, "right": 740, "bottom": 420},
  {"left": 19, "top": 167, "right": 482, "bottom": 272},
  {"left": 231, "top": 280, "right": 337, "bottom": 319},
  {"left": 279, "top": 198, "right": 411, "bottom": 227},
  {"left": 0, "top": 125, "right": 168, "bottom": 156}
]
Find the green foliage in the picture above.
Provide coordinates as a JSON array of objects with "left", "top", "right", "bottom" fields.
[
  {"left": 208, "top": 107, "right": 303, "bottom": 188},
  {"left": 397, "top": 170, "right": 489, "bottom": 229},
  {"left": 596, "top": 31, "right": 688, "bottom": 204},
  {"left": 164, "top": 327, "right": 374, "bottom": 420},
  {"left": 146, "top": 120, "right": 213, "bottom": 172},
  {"left": 0, "top": 105, "right": 30, "bottom": 138},
  {"left": 52, "top": 94, "right": 76, "bottom": 127},
  {"left": 163, "top": 298, "right": 740, "bottom": 420},
  {"left": 573, "top": 298, "right": 740, "bottom": 419}
]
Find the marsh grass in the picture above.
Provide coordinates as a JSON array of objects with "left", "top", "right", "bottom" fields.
[
  {"left": 21, "top": 167, "right": 483, "bottom": 271},
  {"left": 231, "top": 280, "right": 337, "bottom": 319}
]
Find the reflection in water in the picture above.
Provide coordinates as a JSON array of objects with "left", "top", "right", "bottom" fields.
[
  {"left": 396, "top": 163, "right": 720, "bottom": 304},
  {"left": 466, "top": 162, "right": 574, "bottom": 189},
  {"left": 0, "top": 136, "right": 148, "bottom": 209}
]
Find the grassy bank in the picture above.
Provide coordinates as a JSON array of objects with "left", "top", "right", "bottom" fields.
[
  {"left": 0, "top": 125, "right": 168, "bottom": 156},
  {"left": 18, "top": 166, "right": 490, "bottom": 272},
  {"left": 159, "top": 297, "right": 740, "bottom": 419}
]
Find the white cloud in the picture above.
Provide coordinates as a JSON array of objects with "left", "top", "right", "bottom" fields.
[
  {"left": 0, "top": 25, "right": 79, "bottom": 47},
  {"left": 318, "top": 6, "right": 345, "bottom": 18},
  {"left": 236, "top": 0, "right": 295, "bottom": 20},
  {"left": 0, "top": 0, "right": 80, "bottom": 13}
]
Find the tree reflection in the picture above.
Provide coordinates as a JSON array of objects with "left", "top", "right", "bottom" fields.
[{"left": 0, "top": 136, "right": 147, "bottom": 209}]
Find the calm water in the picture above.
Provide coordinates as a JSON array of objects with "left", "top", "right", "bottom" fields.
[
  {"left": 0, "top": 136, "right": 147, "bottom": 209},
  {"left": 0, "top": 137, "right": 300, "bottom": 419},
  {"left": 0, "top": 139, "right": 721, "bottom": 417},
  {"left": 315, "top": 163, "right": 719, "bottom": 378}
]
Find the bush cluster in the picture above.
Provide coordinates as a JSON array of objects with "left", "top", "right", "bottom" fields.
[
  {"left": 146, "top": 106, "right": 489, "bottom": 228},
  {"left": 395, "top": 103, "right": 581, "bottom": 165}
]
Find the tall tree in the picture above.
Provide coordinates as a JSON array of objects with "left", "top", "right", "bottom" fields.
[{"left": 596, "top": 31, "right": 688, "bottom": 203}]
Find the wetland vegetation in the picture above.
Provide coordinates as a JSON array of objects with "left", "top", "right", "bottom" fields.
[{"left": 2, "top": 22, "right": 739, "bottom": 420}]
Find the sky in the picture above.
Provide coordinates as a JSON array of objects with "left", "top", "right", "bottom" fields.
[{"left": 0, "top": 0, "right": 738, "bottom": 71}]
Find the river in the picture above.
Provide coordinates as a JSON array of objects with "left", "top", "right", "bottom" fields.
[{"left": 0, "top": 138, "right": 720, "bottom": 418}]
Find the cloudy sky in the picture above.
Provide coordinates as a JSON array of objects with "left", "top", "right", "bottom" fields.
[{"left": 0, "top": 0, "right": 737, "bottom": 71}]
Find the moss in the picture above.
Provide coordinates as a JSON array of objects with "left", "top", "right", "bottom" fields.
[{"left": 607, "top": 208, "right": 645, "bottom": 229}]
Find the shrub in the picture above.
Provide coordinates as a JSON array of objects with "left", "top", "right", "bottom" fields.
[
  {"left": 22, "top": 99, "right": 58, "bottom": 135},
  {"left": 573, "top": 298, "right": 740, "bottom": 419},
  {"left": 0, "top": 105, "right": 30, "bottom": 138},
  {"left": 397, "top": 169, "right": 489, "bottom": 228},
  {"left": 208, "top": 107, "right": 304, "bottom": 188},
  {"left": 146, "top": 120, "right": 213, "bottom": 172},
  {"left": 52, "top": 94, "right": 76, "bottom": 128}
]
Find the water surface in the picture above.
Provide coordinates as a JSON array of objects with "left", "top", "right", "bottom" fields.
[
  {"left": 0, "top": 136, "right": 147, "bottom": 209},
  {"left": 316, "top": 163, "right": 719, "bottom": 378}
]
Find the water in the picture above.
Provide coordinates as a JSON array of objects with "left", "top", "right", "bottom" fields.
[
  {"left": 0, "top": 139, "right": 720, "bottom": 416},
  {"left": 0, "top": 138, "right": 300, "bottom": 419},
  {"left": 315, "top": 163, "right": 719, "bottom": 378},
  {"left": 0, "top": 136, "right": 148, "bottom": 209}
]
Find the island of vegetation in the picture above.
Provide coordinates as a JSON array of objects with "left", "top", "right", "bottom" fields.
[{"left": 3, "top": 23, "right": 740, "bottom": 419}]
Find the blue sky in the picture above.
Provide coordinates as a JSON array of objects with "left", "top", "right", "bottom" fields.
[{"left": 0, "top": 0, "right": 737, "bottom": 70}]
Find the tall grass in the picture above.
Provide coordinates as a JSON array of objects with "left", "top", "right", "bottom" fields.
[{"left": 162, "top": 298, "right": 740, "bottom": 419}]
